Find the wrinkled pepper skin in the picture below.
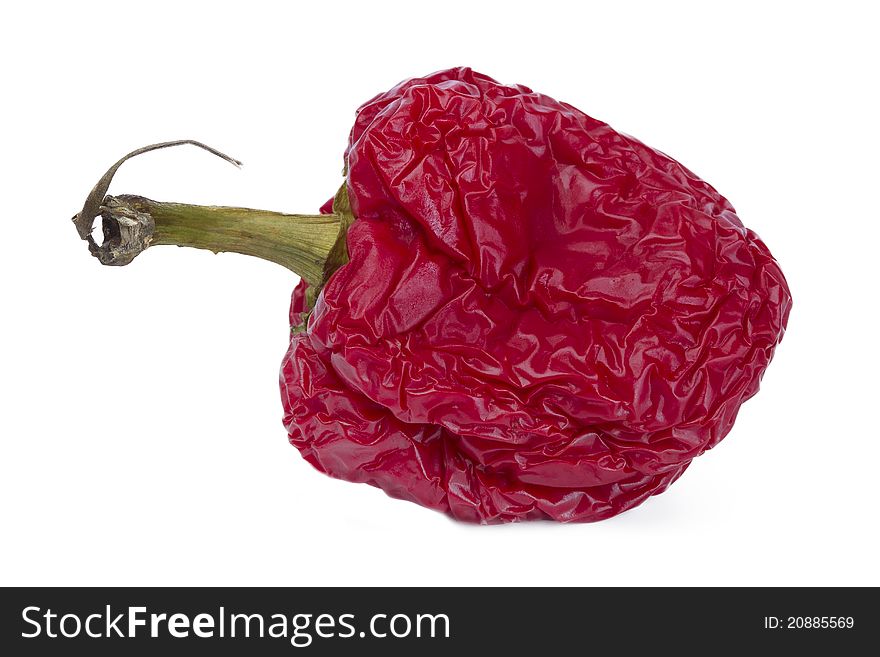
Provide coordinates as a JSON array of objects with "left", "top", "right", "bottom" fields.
[{"left": 281, "top": 68, "right": 791, "bottom": 523}]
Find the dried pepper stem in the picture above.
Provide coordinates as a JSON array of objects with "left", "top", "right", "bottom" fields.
[
  {"left": 98, "top": 195, "right": 341, "bottom": 286},
  {"left": 72, "top": 141, "right": 351, "bottom": 289}
]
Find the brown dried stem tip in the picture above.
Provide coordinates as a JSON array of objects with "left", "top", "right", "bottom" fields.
[{"left": 71, "top": 141, "right": 349, "bottom": 288}]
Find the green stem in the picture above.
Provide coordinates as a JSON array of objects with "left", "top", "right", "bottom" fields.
[
  {"left": 70, "top": 140, "right": 353, "bottom": 292},
  {"left": 94, "top": 194, "right": 344, "bottom": 287}
]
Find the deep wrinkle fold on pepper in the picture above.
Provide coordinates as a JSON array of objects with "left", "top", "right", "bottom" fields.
[{"left": 281, "top": 67, "right": 791, "bottom": 523}]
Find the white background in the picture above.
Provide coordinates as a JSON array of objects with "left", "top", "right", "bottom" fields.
[{"left": 1, "top": 1, "right": 877, "bottom": 587}]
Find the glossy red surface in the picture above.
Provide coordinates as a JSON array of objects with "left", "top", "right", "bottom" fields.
[{"left": 281, "top": 68, "right": 791, "bottom": 523}]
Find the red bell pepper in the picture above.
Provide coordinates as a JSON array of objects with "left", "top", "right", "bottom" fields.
[{"left": 72, "top": 68, "right": 791, "bottom": 523}]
